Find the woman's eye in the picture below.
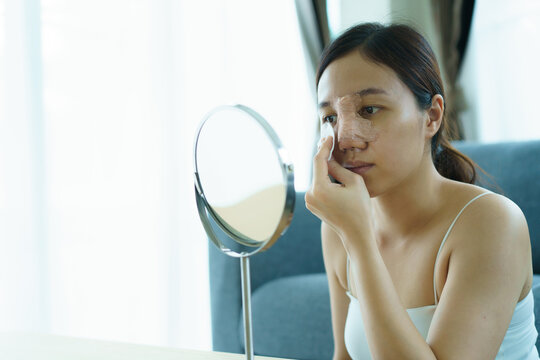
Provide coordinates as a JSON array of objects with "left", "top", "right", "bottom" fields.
[
  {"left": 323, "top": 115, "right": 337, "bottom": 123},
  {"left": 360, "top": 106, "right": 380, "bottom": 116}
]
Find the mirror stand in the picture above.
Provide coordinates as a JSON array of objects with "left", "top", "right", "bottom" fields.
[
  {"left": 240, "top": 256, "right": 254, "bottom": 360},
  {"left": 193, "top": 104, "right": 295, "bottom": 360}
]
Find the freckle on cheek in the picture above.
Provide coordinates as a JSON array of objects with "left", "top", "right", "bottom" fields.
[{"left": 336, "top": 95, "right": 379, "bottom": 142}]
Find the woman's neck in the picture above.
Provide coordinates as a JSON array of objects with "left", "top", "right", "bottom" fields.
[{"left": 372, "top": 157, "right": 446, "bottom": 244}]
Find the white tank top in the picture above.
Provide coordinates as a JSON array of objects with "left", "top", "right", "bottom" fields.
[{"left": 344, "top": 192, "right": 539, "bottom": 359}]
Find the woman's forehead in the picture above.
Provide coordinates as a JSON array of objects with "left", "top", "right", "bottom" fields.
[
  {"left": 318, "top": 88, "right": 389, "bottom": 110},
  {"left": 317, "top": 52, "right": 405, "bottom": 104}
]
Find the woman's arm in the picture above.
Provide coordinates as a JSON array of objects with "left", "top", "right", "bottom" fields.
[
  {"left": 425, "top": 194, "right": 530, "bottom": 359},
  {"left": 321, "top": 221, "right": 352, "bottom": 360},
  {"left": 344, "top": 193, "right": 529, "bottom": 360}
]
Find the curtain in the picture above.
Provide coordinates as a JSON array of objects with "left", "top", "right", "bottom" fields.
[
  {"left": 294, "top": 0, "right": 331, "bottom": 175},
  {"left": 0, "top": 0, "right": 208, "bottom": 347},
  {"left": 0, "top": 0, "right": 315, "bottom": 350},
  {"left": 431, "top": 0, "right": 476, "bottom": 140},
  {"left": 294, "top": 0, "right": 331, "bottom": 100},
  {"left": 0, "top": 0, "right": 49, "bottom": 331}
]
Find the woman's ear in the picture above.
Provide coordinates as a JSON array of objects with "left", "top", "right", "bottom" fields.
[{"left": 425, "top": 94, "right": 444, "bottom": 138}]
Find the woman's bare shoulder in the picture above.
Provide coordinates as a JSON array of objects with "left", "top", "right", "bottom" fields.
[
  {"left": 441, "top": 179, "right": 527, "bottom": 231},
  {"left": 456, "top": 189, "right": 529, "bottom": 253},
  {"left": 441, "top": 180, "right": 531, "bottom": 289}
]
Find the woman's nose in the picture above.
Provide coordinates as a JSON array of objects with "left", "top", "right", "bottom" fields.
[{"left": 336, "top": 117, "right": 370, "bottom": 151}]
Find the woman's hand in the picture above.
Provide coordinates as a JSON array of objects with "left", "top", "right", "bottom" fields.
[{"left": 305, "top": 136, "right": 374, "bottom": 245}]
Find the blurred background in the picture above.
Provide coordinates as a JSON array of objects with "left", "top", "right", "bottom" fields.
[{"left": 0, "top": 0, "right": 539, "bottom": 352}]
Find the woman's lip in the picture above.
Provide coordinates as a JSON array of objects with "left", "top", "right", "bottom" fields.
[{"left": 346, "top": 165, "right": 374, "bottom": 175}]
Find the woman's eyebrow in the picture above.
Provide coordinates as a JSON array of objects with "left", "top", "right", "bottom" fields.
[
  {"left": 318, "top": 87, "right": 389, "bottom": 109},
  {"left": 355, "top": 87, "right": 388, "bottom": 97}
]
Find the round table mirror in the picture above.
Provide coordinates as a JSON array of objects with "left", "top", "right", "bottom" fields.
[
  {"left": 194, "top": 104, "right": 295, "bottom": 257},
  {"left": 193, "top": 104, "right": 295, "bottom": 360}
]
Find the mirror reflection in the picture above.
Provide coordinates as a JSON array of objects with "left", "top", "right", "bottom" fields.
[{"left": 196, "top": 106, "right": 287, "bottom": 243}]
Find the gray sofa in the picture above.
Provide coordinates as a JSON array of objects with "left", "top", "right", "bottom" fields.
[{"left": 208, "top": 140, "right": 540, "bottom": 359}]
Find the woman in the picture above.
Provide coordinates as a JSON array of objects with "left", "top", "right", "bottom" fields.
[{"left": 305, "top": 23, "right": 538, "bottom": 359}]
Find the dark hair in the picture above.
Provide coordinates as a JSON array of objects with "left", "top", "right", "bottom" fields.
[{"left": 316, "top": 23, "right": 478, "bottom": 184}]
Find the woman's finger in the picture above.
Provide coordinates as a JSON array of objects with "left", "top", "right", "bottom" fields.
[
  {"left": 327, "top": 159, "right": 361, "bottom": 186},
  {"left": 312, "top": 136, "right": 333, "bottom": 187}
]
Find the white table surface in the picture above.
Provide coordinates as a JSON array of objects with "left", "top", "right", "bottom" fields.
[{"left": 0, "top": 332, "right": 291, "bottom": 360}]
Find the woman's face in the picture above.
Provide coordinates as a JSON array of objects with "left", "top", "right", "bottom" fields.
[{"left": 317, "top": 51, "right": 430, "bottom": 196}]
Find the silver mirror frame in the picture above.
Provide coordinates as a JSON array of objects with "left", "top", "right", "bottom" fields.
[{"left": 193, "top": 104, "right": 295, "bottom": 258}]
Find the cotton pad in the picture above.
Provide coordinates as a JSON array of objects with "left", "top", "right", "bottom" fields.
[{"left": 317, "top": 121, "right": 335, "bottom": 161}]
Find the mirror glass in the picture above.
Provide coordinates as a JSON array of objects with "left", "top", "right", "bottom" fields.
[{"left": 194, "top": 105, "right": 294, "bottom": 254}]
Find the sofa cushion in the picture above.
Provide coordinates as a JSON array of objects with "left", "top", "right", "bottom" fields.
[{"left": 240, "top": 273, "right": 333, "bottom": 360}]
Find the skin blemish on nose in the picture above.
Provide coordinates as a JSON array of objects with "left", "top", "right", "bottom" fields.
[{"left": 335, "top": 94, "right": 379, "bottom": 146}]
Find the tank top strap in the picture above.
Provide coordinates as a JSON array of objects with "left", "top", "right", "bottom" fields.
[
  {"left": 346, "top": 255, "right": 351, "bottom": 292},
  {"left": 432, "top": 192, "right": 493, "bottom": 305}
]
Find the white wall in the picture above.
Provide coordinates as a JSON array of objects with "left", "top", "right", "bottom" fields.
[{"left": 458, "top": 0, "right": 540, "bottom": 142}]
